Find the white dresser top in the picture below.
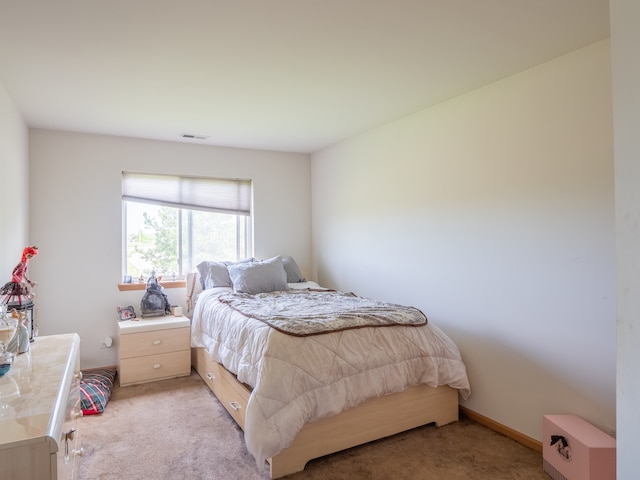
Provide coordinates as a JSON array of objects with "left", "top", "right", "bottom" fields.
[
  {"left": 118, "top": 316, "right": 190, "bottom": 334},
  {"left": 0, "top": 333, "right": 80, "bottom": 449}
]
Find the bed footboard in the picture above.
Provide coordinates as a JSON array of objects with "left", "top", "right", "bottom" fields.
[
  {"left": 192, "top": 347, "right": 459, "bottom": 479},
  {"left": 268, "top": 382, "right": 458, "bottom": 478}
]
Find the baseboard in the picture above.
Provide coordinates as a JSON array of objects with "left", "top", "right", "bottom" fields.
[{"left": 459, "top": 406, "right": 542, "bottom": 453}]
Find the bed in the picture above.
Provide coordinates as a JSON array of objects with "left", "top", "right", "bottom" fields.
[{"left": 188, "top": 256, "right": 470, "bottom": 478}]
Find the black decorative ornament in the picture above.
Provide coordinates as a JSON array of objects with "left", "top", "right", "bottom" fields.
[{"left": 140, "top": 272, "right": 171, "bottom": 318}]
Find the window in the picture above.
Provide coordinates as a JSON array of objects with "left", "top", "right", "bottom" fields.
[{"left": 122, "top": 172, "right": 252, "bottom": 279}]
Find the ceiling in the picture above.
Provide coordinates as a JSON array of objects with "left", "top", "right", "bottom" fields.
[{"left": 0, "top": 1, "right": 610, "bottom": 154}]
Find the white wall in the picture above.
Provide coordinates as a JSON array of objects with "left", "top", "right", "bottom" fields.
[
  {"left": 610, "top": 1, "right": 640, "bottom": 477},
  {"left": 311, "top": 40, "right": 615, "bottom": 442},
  {"left": 28, "top": 130, "right": 311, "bottom": 368},
  {"left": 0, "top": 82, "right": 29, "bottom": 275}
]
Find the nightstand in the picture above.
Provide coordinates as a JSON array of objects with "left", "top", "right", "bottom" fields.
[{"left": 118, "top": 316, "right": 191, "bottom": 387}]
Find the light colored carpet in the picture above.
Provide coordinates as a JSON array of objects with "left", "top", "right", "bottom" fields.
[{"left": 78, "top": 370, "right": 549, "bottom": 479}]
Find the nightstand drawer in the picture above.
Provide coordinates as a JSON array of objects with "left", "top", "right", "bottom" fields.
[
  {"left": 120, "top": 326, "right": 190, "bottom": 358},
  {"left": 119, "top": 350, "right": 190, "bottom": 386}
]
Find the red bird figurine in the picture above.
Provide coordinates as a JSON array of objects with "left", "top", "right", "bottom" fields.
[{"left": 1, "top": 246, "right": 38, "bottom": 305}]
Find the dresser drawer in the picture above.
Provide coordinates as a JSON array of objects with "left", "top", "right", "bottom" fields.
[
  {"left": 56, "top": 360, "right": 83, "bottom": 480},
  {"left": 120, "top": 326, "right": 190, "bottom": 358},
  {"left": 56, "top": 406, "right": 82, "bottom": 480},
  {"left": 119, "top": 350, "right": 190, "bottom": 386}
]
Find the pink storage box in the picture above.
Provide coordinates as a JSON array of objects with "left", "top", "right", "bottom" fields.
[{"left": 542, "top": 414, "right": 615, "bottom": 480}]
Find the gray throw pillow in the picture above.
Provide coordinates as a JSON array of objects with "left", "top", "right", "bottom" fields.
[
  {"left": 197, "top": 261, "right": 232, "bottom": 289},
  {"left": 228, "top": 256, "right": 289, "bottom": 294},
  {"left": 282, "top": 256, "right": 306, "bottom": 283},
  {"left": 197, "top": 257, "right": 255, "bottom": 289}
]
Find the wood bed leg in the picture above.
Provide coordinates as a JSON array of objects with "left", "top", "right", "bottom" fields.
[
  {"left": 268, "top": 456, "right": 307, "bottom": 479},
  {"left": 431, "top": 395, "right": 459, "bottom": 427}
]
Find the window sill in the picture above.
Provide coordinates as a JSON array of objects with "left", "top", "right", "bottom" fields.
[{"left": 118, "top": 280, "right": 186, "bottom": 291}]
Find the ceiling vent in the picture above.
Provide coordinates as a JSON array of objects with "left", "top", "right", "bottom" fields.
[{"left": 180, "top": 133, "right": 209, "bottom": 140}]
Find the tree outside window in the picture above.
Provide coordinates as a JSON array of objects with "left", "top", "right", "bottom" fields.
[{"left": 125, "top": 202, "right": 249, "bottom": 279}]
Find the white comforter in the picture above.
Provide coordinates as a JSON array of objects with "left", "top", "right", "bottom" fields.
[{"left": 191, "top": 282, "right": 471, "bottom": 468}]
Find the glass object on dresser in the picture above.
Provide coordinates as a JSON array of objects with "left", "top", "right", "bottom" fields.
[{"left": 0, "top": 304, "right": 18, "bottom": 376}]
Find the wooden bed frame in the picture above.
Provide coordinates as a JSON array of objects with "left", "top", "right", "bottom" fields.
[{"left": 192, "top": 347, "right": 460, "bottom": 479}]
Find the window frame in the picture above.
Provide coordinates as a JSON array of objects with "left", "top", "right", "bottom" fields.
[{"left": 121, "top": 172, "right": 252, "bottom": 282}]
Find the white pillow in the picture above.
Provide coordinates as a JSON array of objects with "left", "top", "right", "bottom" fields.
[{"left": 228, "top": 256, "right": 289, "bottom": 294}]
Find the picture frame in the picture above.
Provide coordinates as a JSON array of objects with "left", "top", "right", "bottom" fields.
[{"left": 117, "top": 305, "right": 137, "bottom": 321}]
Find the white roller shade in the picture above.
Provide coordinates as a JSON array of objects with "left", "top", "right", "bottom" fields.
[{"left": 122, "top": 172, "right": 252, "bottom": 216}]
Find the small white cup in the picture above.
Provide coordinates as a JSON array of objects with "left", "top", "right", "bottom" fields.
[{"left": 174, "top": 306, "right": 183, "bottom": 317}]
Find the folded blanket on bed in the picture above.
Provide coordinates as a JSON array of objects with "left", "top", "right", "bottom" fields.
[{"left": 216, "top": 289, "right": 427, "bottom": 336}]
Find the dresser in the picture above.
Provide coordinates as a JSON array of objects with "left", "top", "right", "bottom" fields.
[
  {"left": 118, "top": 316, "right": 190, "bottom": 387},
  {"left": 0, "top": 333, "right": 83, "bottom": 480}
]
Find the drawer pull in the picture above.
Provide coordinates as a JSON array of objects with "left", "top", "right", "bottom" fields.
[
  {"left": 153, "top": 364, "right": 161, "bottom": 369},
  {"left": 229, "top": 401, "right": 241, "bottom": 411},
  {"left": 72, "top": 409, "right": 83, "bottom": 419},
  {"left": 64, "top": 428, "right": 76, "bottom": 463},
  {"left": 152, "top": 340, "right": 161, "bottom": 345},
  {"left": 73, "top": 447, "right": 85, "bottom": 457},
  {"left": 205, "top": 373, "right": 216, "bottom": 381},
  {"left": 74, "top": 371, "right": 83, "bottom": 381}
]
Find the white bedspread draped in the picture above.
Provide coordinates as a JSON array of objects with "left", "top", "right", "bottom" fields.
[{"left": 191, "top": 283, "right": 471, "bottom": 467}]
